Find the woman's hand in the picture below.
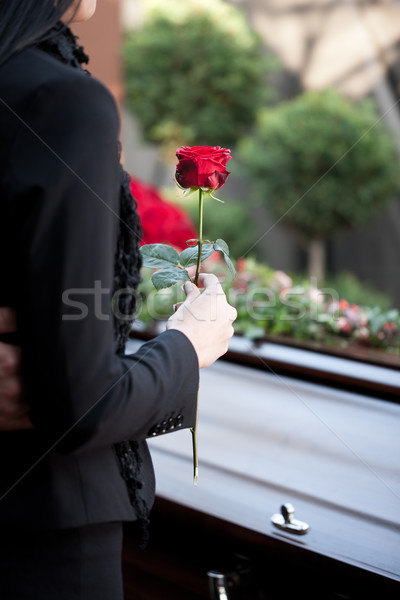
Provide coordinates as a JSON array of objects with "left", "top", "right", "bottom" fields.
[
  {"left": 167, "top": 273, "right": 237, "bottom": 368},
  {"left": 0, "top": 308, "right": 33, "bottom": 430}
]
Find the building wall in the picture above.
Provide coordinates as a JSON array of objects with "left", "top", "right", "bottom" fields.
[{"left": 71, "top": 0, "right": 123, "bottom": 105}]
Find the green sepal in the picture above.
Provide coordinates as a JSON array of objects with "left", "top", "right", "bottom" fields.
[
  {"left": 174, "top": 176, "right": 198, "bottom": 197},
  {"left": 140, "top": 244, "right": 179, "bottom": 269},
  {"left": 209, "top": 190, "right": 225, "bottom": 203},
  {"left": 182, "top": 187, "right": 198, "bottom": 198},
  {"left": 199, "top": 186, "right": 224, "bottom": 202},
  {"left": 179, "top": 244, "right": 214, "bottom": 268},
  {"left": 151, "top": 267, "right": 190, "bottom": 290}
]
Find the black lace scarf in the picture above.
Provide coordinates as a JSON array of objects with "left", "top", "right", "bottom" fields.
[{"left": 36, "top": 22, "right": 150, "bottom": 547}]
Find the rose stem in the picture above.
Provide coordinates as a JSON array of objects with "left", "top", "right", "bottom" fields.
[
  {"left": 190, "top": 397, "right": 199, "bottom": 485},
  {"left": 191, "top": 187, "right": 204, "bottom": 485},
  {"left": 194, "top": 188, "right": 204, "bottom": 286}
]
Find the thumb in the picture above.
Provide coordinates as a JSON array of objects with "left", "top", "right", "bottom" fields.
[{"left": 182, "top": 280, "right": 201, "bottom": 303}]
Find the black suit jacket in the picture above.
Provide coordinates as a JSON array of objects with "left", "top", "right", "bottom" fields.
[{"left": 0, "top": 47, "right": 199, "bottom": 530}]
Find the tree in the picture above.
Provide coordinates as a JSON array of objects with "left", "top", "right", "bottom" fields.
[
  {"left": 238, "top": 89, "right": 400, "bottom": 281},
  {"left": 123, "top": 0, "right": 277, "bottom": 155}
]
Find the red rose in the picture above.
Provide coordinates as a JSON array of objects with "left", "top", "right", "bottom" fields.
[{"left": 175, "top": 145, "right": 232, "bottom": 191}]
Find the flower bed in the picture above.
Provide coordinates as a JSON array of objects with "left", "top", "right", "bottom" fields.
[{"left": 135, "top": 256, "right": 400, "bottom": 368}]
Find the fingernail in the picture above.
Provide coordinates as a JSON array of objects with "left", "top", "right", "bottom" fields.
[{"left": 184, "top": 281, "right": 193, "bottom": 293}]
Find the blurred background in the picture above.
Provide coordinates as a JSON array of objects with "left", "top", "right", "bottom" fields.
[{"left": 72, "top": 0, "right": 400, "bottom": 355}]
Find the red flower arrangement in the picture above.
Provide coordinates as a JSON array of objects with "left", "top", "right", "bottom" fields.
[{"left": 130, "top": 176, "right": 198, "bottom": 250}]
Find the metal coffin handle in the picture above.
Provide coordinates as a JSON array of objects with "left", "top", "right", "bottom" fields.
[
  {"left": 207, "top": 571, "right": 231, "bottom": 600},
  {"left": 271, "top": 502, "right": 310, "bottom": 535}
]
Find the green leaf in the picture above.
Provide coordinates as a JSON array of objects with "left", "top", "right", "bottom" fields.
[
  {"left": 179, "top": 244, "right": 214, "bottom": 268},
  {"left": 222, "top": 253, "right": 236, "bottom": 277},
  {"left": 151, "top": 267, "right": 190, "bottom": 290},
  {"left": 140, "top": 244, "right": 179, "bottom": 269},
  {"left": 213, "top": 239, "right": 236, "bottom": 276},
  {"left": 213, "top": 239, "right": 236, "bottom": 277},
  {"left": 214, "top": 238, "right": 229, "bottom": 255}
]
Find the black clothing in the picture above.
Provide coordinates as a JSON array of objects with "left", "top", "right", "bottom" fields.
[
  {"left": 0, "top": 39, "right": 199, "bottom": 535},
  {"left": 0, "top": 522, "right": 124, "bottom": 600},
  {"left": 36, "top": 21, "right": 150, "bottom": 547}
]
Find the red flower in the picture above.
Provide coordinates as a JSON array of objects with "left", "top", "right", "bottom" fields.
[
  {"left": 130, "top": 176, "right": 197, "bottom": 250},
  {"left": 175, "top": 145, "right": 232, "bottom": 191},
  {"left": 236, "top": 258, "right": 247, "bottom": 273}
]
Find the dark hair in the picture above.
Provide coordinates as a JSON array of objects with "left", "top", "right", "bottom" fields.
[{"left": 0, "top": 0, "right": 80, "bottom": 65}]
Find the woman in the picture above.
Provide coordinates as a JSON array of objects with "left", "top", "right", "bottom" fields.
[{"left": 0, "top": 1, "right": 236, "bottom": 598}]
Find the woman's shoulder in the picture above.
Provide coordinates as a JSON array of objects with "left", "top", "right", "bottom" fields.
[{"left": 0, "top": 47, "right": 119, "bottom": 139}]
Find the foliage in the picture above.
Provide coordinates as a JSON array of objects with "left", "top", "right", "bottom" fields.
[
  {"left": 323, "top": 271, "right": 393, "bottom": 311},
  {"left": 136, "top": 268, "right": 185, "bottom": 324},
  {"left": 238, "top": 89, "right": 400, "bottom": 240},
  {"left": 140, "top": 238, "right": 235, "bottom": 289},
  {"left": 123, "top": 0, "right": 277, "bottom": 153}
]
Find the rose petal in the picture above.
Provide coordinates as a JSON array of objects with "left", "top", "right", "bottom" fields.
[
  {"left": 204, "top": 170, "right": 230, "bottom": 190},
  {"left": 175, "top": 146, "right": 232, "bottom": 190}
]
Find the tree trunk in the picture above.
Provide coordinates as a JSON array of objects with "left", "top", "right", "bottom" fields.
[{"left": 307, "top": 238, "right": 326, "bottom": 284}]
